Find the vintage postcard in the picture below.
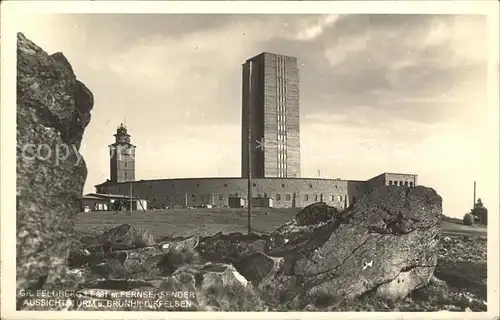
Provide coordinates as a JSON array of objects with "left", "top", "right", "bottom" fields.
[{"left": 1, "top": 1, "right": 499, "bottom": 319}]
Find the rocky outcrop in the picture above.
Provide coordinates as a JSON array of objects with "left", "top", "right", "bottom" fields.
[
  {"left": 70, "top": 187, "right": 441, "bottom": 309},
  {"left": 20, "top": 183, "right": 444, "bottom": 311},
  {"left": 238, "top": 186, "right": 442, "bottom": 308},
  {"left": 37, "top": 180, "right": 491, "bottom": 312},
  {"left": 16, "top": 32, "right": 93, "bottom": 308}
]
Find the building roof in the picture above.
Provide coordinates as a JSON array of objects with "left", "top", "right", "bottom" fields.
[
  {"left": 83, "top": 193, "right": 145, "bottom": 200},
  {"left": 81, "top": 195, "right": 108, "bottom": 200},
  {"left": 94, "top": 176, "right": 351, "bottom": 187},
  {"left": 94, "top": 173, "right": 418, "bottom": 188},
  {"left": 246, "top": 52, "right": 298, "bottom": 62}
]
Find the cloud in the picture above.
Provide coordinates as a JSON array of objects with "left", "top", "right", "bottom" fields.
[
  {"left": 292, "top": 14, "right": 341, "bottom": 41},
  {"left": 14, "top": 13, "right": 494, "bottom": 218},
  {"left": 300, "top": 15, "right": 489, "bottom": 126}
]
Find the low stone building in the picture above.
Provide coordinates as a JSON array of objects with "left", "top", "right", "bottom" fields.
[{"left": 95, "top": 173, "right": 418, "bottom": 210}]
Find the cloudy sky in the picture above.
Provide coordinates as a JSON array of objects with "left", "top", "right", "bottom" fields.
[{"left": 16, "top": 12, "right": 497, "bottom": 217}]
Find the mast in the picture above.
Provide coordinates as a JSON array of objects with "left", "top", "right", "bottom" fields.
[
  {"left": 473, "top": 181, "right": 477, "bottom": 209},
  {"left": 247, "top": 60, "right": 253, "bottom": 234},
  {"left": 129, "top": 181, "right": 132, "bottom": 213}
]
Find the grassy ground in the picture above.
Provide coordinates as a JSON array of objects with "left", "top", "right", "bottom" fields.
[{"left": 75, "top": 208, "right": 487, "bottom": 238}]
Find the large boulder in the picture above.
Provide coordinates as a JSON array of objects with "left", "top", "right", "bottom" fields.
[
  {"left": 196, "top": 232, "right": 268, "bottom": 264},
  {"left": 237, "top": 186, "right": 442, "bottom": 308},
  {"left": 294, "top": 202, "right": 338, "bottom": 226},
  {"left": 16, "top": 32, "right": 93, "bottom": 307}
]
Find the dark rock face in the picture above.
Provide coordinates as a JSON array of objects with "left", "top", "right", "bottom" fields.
[
  {"left": 294, "top": 202, "right": 338, "bottom": 226},
  {"left": 238, "top": 186, "right": 442, "bottom": 307},
  {"left": 16, "top": 32, "right": 93, "bottom": 300},
  {"left": 84, "top": 224, "right": 142, "bottom": 252},
  {"left": 197, "top": 232, "right": 269, "bottom": 264}
]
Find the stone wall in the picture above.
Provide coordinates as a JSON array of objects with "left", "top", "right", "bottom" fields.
[{"left": 97, "top": 178, "right": 352, "bottom": 210}]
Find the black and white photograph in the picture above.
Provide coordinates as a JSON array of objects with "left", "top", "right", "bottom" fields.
[{"left": 1, "top": 1, "right": 499, "bottom": 318}]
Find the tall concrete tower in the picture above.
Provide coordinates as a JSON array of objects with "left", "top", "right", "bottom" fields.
[
  {"left": 109, "top": 123, "right": 136, "bottom": 183},
  {"left": 241, "top": 52, "right": 301, "bottom": 178}
]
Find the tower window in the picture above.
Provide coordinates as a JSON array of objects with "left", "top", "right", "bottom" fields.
[{"left": 276, "top": 194, "right": 281, "bottom": 201}]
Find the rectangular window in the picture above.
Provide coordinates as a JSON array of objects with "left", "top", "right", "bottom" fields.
[
  {"left": 191, "top": 194, "right": 196, "bottom": 200},
  {"left": 315, "top": 195, "right": 318, "bottom": 201},
  {"left": 339, "top": 196, "right": 343, "bottom": 202},
  {"left": 219, "top": 194, "right": 224, "bottom": 201},
  {"left": 304, "top": 194, "right": 309, "bottom": 201},
  {"left": 166, "top": 195, "right": 170, "bottom": 201},
  {"left": 276, "top": 194, "right": 281, "bottom": 201},
  {"left": 331, "top": 195, "right": 335, "bottom": 201},
  {"left": 285, "top": 194, "right": 291, "bottom": 201}
]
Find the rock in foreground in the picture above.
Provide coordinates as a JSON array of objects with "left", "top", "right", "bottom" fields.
[
  {"left": 16, "top": 32, "right": 93, "bottom": 307},
  {"left": 237, "top": 186, "right": 442, "bottom": 308}
]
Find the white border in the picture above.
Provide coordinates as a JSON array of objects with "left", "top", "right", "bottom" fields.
[{"left": 1, "top": 1, "right": 499, "bottom": 320}]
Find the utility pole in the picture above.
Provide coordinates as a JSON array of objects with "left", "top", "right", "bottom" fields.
[
  {"left": 473, "top": 181, "right": 477, "bottom": 210},
  {"left": 129, "top": 181, "right": 132, "bottom": 213},
  {"left": 247, "top": 60, "right": 253, "bottom": 235}
]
